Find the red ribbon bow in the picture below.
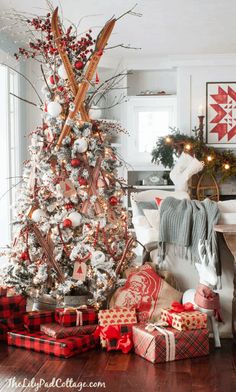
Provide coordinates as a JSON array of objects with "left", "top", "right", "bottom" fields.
[
  {"left": 170, "top": 301, "right": 194, "bottom": 313},
  {"left": 166, "top": 302, "right": 194, "bottom": 326}
]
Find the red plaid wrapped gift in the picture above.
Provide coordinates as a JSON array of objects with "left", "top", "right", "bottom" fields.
[
  {"left": 98, "top": 307, "right": 137, "bottom": 326},
  {"left": 160, "top": 302, "right": 207, "bottom": 331},
  {"left": 7, "top": 330, "right": 98, "bottom": 358},
  {"left": 55, "top": 307, "right": 97, "bottom": 327},
  {"left": 0, "top": 321, "right": 8, "bottom": 341},
  {"left": 133, "top": 324, "right": 209, "bottom": 363},
  {"left": 0, "top": 316, "right": 24, "bottom": 342},
  {"left": 23, "top": 311, "right": 55, "bottom": 331},
  {"left": 95, "top": 324, "right": 133, "bottom": 353},
  {"left": 40, "top": 323, "right": 97, "bottom": 339},
  {"left": 0, "top": 295, "right": 26, "bottom": 319}
]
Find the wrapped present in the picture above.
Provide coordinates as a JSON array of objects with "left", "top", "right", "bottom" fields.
[
  {"left": 95, "top": 324, "right": 133, "bottom": 353},
  {"left": 160, "top": 302, "right": 207, "bottom": 331},
  {"left": 3, "top": 316, "right": 24, "bottom": 330},
  {"left": 7, "top": 330, "right": 98, "bottom": 358},
  {"left": 133, "top": 324, "right": 209, "bottom": 363},
  {"left": 0, "top": 316, "right": 24, "bottom": 342},
  {"left": 98, "top": 307, "right": 137, "bottom": 327},
  {"left": 0, "top": 321, "right": 8, "bottom": 341},
  {"left": 55, "top": 307, "right": 97, "bottom": 327},
  {"left": 0, "top": 287, "right": 7, "bottom": 297},
  {"left": 0, "top": 295, "right": 26, "bottom": 319},
  {"left": 23, "top": 311, "right": 55, "bottom": 331},
  {"left": 40, "top": 323, "right": 97, "bottom": 339}
]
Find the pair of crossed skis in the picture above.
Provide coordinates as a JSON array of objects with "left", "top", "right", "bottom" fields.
[{"left": 51, "top": 7, "right": 116, "bottom": 216}]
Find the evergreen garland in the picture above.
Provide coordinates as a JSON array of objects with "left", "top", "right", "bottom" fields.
[{"left": 151, "top": 128, "right": 236, "bottom": 180}]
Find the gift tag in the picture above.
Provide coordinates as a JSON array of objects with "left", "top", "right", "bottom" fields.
[
  {"left": 73, "top": 261, "right": 87, "bottom": 281},
  {"left": 59, "top": 179, "right": 77, "bottom": 197},
  {"left": 45, "top": 128, "right": 54, "bottom": 143}
]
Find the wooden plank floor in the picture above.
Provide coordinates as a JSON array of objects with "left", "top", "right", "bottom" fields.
[{"left": 0, "top": 339, "right": 236, "bottom": 392}]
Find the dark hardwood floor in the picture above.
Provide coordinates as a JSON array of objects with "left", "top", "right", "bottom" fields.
[{"left": 0, "top": 339, "right": 236, "bottom": 392}]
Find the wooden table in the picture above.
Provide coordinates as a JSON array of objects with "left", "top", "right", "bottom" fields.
[{"left": 214, "top": 225, "right": 236, "bottom": 341}]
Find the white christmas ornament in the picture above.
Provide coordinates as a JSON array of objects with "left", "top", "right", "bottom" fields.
[
  {"left": 47, "top": 101, "right": 62, "bottom": 117},
  {"left": 58, "top": 64, "right": 68, "bottom": 79},
  {"left": 68, "top": 211, "right": 82, "bottom": 227},
  {"left": 74, "top": 138, "right": 88, "bottom": 153},
  {"left": 91, "top": 250, "right": 106, "bottom": 265},
  {"left": 31, "top": 208, "right": 46, "bottom": 222},
  {"left": 89, "top": 106, "right": 103, "bottom": 120}
]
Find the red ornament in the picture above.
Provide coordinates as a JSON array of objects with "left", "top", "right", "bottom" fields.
[
  {"left": 71, "top": 158, "right": 81, "bottom": 167},
  {"left": 97, "top": 49, "right": 103, "bottom": 56},
  {"left": 95, "top": 72, "right": 100, "bottom": 84},
  {"left": 109, "top": 196, "right": 118, "bottom": 206},
  {"left": 20, "top": 251, "right": 29, "bottom": 261},
  {"left": 57, "top": 86, "right": 64, "bottom": 92},
  {"left": 78, "top": 177, "right": 87, "bottom": 186},
  {"left": 75, "top": 60, "right": 84, "bottom": 70},
  {"left": 64, "top": 203, "right": 74, "bottom": 210},
  {"left": 63, "top": 218, "right": 72, "bottom": 228},
  {"left": 49, "top": 75, "right": 59, "bottom": 85}
]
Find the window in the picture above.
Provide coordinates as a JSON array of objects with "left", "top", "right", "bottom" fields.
[
  {"left": 126, "top": 96, "right": 177, "bottom": 165},
  {"left": 0, "top": 64, "right": 20, "bottom": 258}
]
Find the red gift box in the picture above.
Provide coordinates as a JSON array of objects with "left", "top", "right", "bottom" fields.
[
  {"left": 96, "top": 324, "right": 133, "bottom": 353},
  {"left": 40, "top": 323, "right": 97, "bottom": 339},
  {"left": 0, "top": 321, "right": 8, "bottom": 341},
  {"left": 0, "top": 316, "right": 24, "bottom": 342},
  {"left": 0, "top": 295, "right": 26, "bottom": 319},
  {"left": 55, "top": 307, "right": 97, "bottom": 327},
  {"left": 133, "top": 324, "right": 209, "bottom": 363},
  {"left": 7, "top": 330, "right": 98, "bottom": 358},
  {"left": 23, "top": 311, "right": 55, "bottom": 331}
]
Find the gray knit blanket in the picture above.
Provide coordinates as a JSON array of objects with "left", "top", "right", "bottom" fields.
[{"left": 159, "top": 197, "right": 220, "bottom": 276}]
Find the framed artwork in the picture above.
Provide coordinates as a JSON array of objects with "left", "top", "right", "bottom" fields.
[{"left": 206, "top": 82, "right": 236, "bottom": 145}]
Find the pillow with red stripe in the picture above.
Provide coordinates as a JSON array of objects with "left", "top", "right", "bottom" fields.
[{"left": 155, "top": 197, "right": 163, "bottom": 207}]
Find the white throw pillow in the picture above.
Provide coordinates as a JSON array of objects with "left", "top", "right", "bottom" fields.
[
  {"left": 219, "top": 212, "right": 236, "bottom": 224},
  {"left": 218, "top": 200, "right": 236, "bottom": 213},
  {"left": 143, "top": 209, "right": 160, "bottom": 230},
  {"left": 132, "top": 215, "right": 151, "bottom": 228}
]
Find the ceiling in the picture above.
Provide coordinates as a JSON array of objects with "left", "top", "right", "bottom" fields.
[{"left": 0, "top": 0, "right": 236, "bottom": 61}]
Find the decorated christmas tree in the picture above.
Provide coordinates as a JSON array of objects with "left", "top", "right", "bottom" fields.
[{"left": 2, "top": 6, "right": 136, "bottom": 306}]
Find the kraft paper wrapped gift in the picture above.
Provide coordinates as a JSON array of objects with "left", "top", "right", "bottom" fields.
[
  {"left": 160, "top": 302, "right": 207, "bottom": 331},
  {"left": 7, "top": 330, "right": 99, "bottom": 358},
  {"left": 40, "top": 323, "right": 97, "bottom": 339},
  {"left": 133, "top": 324, "right": 209, "bottom": 364},
  {"left": 98, "top": 307, "right": 137, "bottom": 327}
]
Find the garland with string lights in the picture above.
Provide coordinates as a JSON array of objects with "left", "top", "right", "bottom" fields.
[{"left": 151, "top": 127, "right": 236, "bottom": 180}]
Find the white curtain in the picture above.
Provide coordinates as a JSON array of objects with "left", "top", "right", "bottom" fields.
[{"left": 0, "top": 63, "right": 20, "bottom": 268}]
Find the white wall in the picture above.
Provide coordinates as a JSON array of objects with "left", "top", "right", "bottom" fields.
[
  {"left": 127, "top": 70, "right": 177, "bottom": 96},
  {"left": 177, "top": 64, "right": 236, "bottom": 135}
]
